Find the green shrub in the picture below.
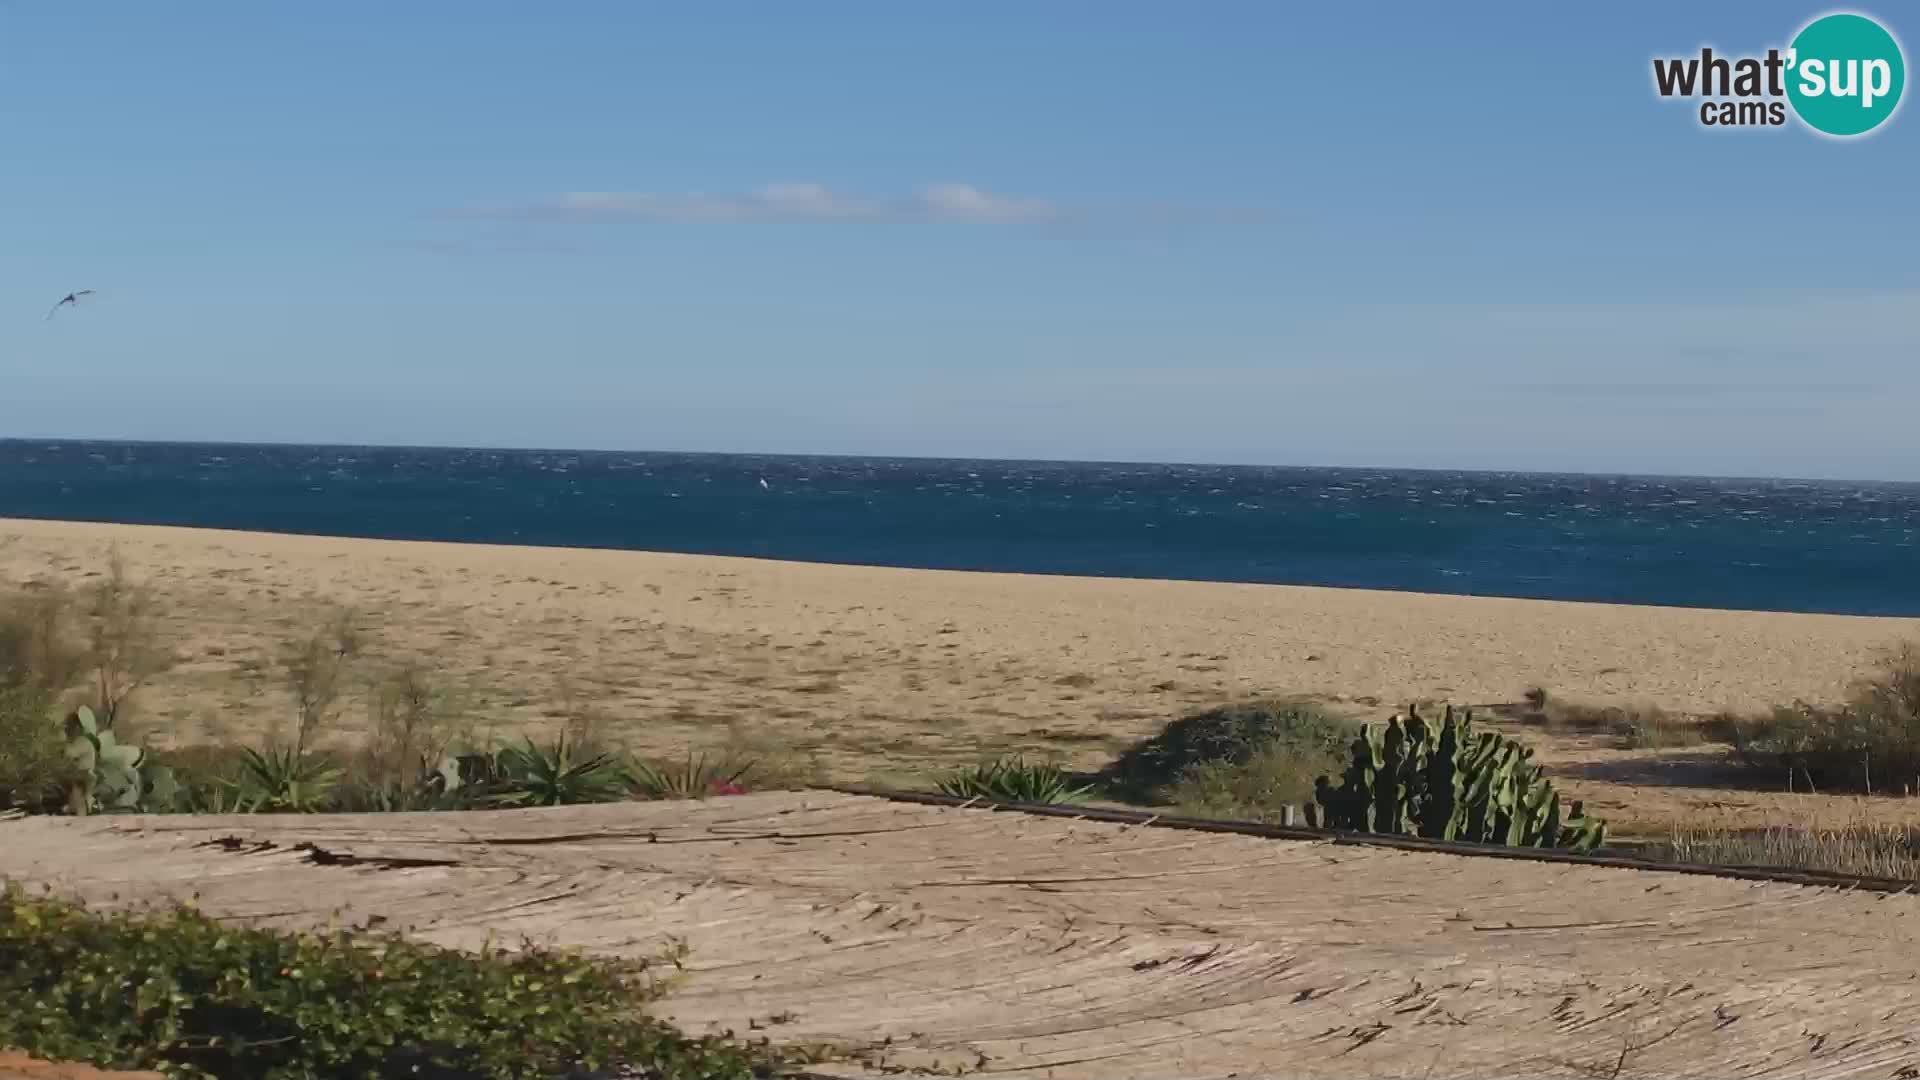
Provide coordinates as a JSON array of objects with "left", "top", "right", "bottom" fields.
[
  {"left": 0, "top": 685, "right": 63, "bottom": 811},
  {"left": 937, "top": 756, "right": 1091, "bottom": 804},
  {"left": 0, "top": 586, "right": 87, "bottom": 811},
  {"left": 1099, "top": 700, "right": 1352, "bottom": 804},
  {"left": 1719, "top": 644, "right": 1920, "bottom": 794},
  {"left": 1166, "top": 743, "right": 1332, "bottom": 823},
  {"left": 0, "top": 882, "right": 774, "bottom": 1079}
]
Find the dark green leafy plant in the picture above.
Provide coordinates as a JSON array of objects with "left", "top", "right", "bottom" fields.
[
  {"left": 0, "top": 882, "right": 774, "bottom": 1079},
  {"left": 937, "top": 756, "right": 1091, "bottom": 804},
  {"left": 487, "top": 736, "right": 632, "bottom": 806},
  {"left": 630, "top": 751, "right": 755, "bottom": 799},
  {"left": 1313, "top": 705, "right": 1606, "bottom": 853}
]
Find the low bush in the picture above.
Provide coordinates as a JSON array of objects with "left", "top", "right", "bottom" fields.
[
  {"left": 0, "top": 882, "right": 776, "bottom": 1080},
  {"left": 0, "top": 586, "right": 87, "bottom": 811},
  {"left": 1717, "top": 644, "right": 1920, "bottom": 794},
  {"left": 1166, "top": 743, "right": 1331, "bottom": 823},
  {"left": 0, "top": 685, "right": 64, "bottom": 811},
  {"left": 1099, "top": 700, "right": 1352, "bottom": 807}
]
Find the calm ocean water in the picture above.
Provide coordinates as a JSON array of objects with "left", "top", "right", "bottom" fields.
[{"left": 0, "top": 440, "right": 1915, "bottom": 616}]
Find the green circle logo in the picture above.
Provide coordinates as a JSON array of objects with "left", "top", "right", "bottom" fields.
[{"left": 1786, "top": 12, "right": 1906, "bottom": 136}]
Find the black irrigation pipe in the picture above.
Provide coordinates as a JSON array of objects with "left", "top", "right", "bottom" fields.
[{"left": 823, "top": 784, "right": 1920, "bottom": 897}]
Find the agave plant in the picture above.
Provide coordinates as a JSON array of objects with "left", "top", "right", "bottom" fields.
[
  {"left": 628, "top": 751, "right": 754, "bottom": 801},
  {"left": 936, "top": 756, "right": 1093, "bottom": 804},
  {"left": 488, "top": 736, "right": 632, "bottom": 806},
  {"left": 231, "top": 746, "right": 342, "bottom": 813}
]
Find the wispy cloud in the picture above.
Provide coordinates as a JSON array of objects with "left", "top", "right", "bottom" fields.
[
  {"left": 454, "top": 182, "right": 1059, "bottom": 224},
  {"left": 1507, "top": 381, "right": 1879, "bottom": 399}
]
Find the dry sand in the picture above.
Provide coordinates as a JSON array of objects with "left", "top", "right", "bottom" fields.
[
  {"left": 9, "top": 793, "right": 1920, "bottom": 1079},
  {"left": 3, "top": 516, "right": 1918, "bottom": 831}
]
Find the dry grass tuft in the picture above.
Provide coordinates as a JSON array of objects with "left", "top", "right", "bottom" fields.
[
  {"left": 1516, "top": 690, "right": 1708, "bottom": 748},
  {"left": 1648, "top": 820, "right": 1920, "bottom": 881}
]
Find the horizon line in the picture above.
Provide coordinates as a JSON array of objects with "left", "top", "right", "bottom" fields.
[{"left": 0, "top": 434, "right": 1913, "bottom": 488}]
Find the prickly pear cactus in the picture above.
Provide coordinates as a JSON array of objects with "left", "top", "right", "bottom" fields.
[
  {"left": 60, "top": 704, "right": 169, "bottom": 815},
  {"left": 1314, "top": 704, "right": 1606, "bottom": 853}
]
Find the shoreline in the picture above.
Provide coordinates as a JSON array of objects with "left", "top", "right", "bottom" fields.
[{"left": 0, "top": 512, "right": 1911, "bottom": 622}]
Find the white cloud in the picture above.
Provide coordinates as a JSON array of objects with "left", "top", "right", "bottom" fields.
[{"left": 456, "top": 182, "right": 1060, "bottom": 224}]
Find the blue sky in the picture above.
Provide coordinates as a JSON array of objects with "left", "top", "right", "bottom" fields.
[{"left": 2, "top": 2, "right": 1915, "bottom": 479}]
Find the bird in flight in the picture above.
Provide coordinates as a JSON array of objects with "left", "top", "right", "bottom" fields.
[{"left": 46, "top": 290, "right": 96, "bottom": 320}]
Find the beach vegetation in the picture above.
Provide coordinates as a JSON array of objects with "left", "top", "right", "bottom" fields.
[
  {"left": 0, "top": 575, "right": 185, "bottom": 816},
  {"left": 225, "top": 745, "right": 344, "bottom": 813},
  {"left": 1312, "top": 705, "right": 1607, "bottom": 853},
  {"left": 629, "top": 749, "right": 759, "bottom": 799},
  {"left": 61, "top": 703, "right": 180, "bottom": 815},
  {"left": 0, "top": 685, "right": 64, "bottom": 812},
  {"left": 1714, "top": 642, "right": 1920, "bottom": 794},
  {"left": 937, "top": 755, "right": 1092, "bottom": 803},
  {"left": 480, "top": 735, "right": 634, "bottom": 806},
  {"left": 1514, "top": 693, "right": 1708, "bottom": 748},
  {"left": 1099, "top": 699, "right": 1352, "bottom": 812},
  {"left": 0, "top": 882, "right": 778, "bottom": 1080},
  {"left": 1164, "top": 742, "right": 1338, "bottom": 824},
  {"left": 278, "top": 607, "right": 361, "bottom": 760},
  {"left": 1646, "top": 819, "right": 1920, "bottom": 881},
  {"left": 81, "top": 553, "right": 175, "bottom": 729}
]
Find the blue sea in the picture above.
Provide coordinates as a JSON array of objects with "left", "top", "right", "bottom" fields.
[{"left": 0, "top": 440, "right": 1915, "bottom": 617}]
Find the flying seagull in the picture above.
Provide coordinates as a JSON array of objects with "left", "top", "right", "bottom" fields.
[{"left": 45, "top": 290, "right": 95, "bottom": 320}]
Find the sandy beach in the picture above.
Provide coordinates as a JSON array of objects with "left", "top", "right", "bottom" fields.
[{"left": 3, "top": 516, "right": 1917, "bottom": 829}]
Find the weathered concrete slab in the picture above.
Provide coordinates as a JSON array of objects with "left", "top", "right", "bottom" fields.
[{"left": 5, "top": 792, "right": 1918, "bottom": 1078}]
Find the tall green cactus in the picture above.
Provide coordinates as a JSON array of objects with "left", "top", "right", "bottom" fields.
[{"left": 1314, "top": 705, "right": 1606, "bottom": 853}]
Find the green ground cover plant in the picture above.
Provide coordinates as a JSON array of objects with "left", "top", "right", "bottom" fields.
[{"left": 0, "top": 883, "right": 777, "bottom": 1080}]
